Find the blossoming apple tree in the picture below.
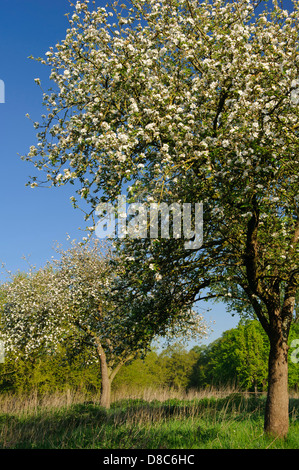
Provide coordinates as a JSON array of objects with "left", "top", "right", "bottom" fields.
[
  {"left": 0, "top": 240, "right": 207, "bottom": 408},
  {"left": 23, "top": 0, "right": 298, "bottom": 435}
]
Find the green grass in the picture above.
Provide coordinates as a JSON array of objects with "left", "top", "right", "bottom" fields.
[{"left": 0, "top": 394, "right": 298, "bottom": 449}]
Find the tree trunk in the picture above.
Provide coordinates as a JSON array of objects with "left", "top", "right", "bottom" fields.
[
  {"left": 96, "top": 338, "right": 133, "bottom": 409},
  {"left": 264, "top": 334, "right": 289, "bottom": 437},
  {"left": 99, "top": 352, "right": 112, "bottom": 409}
]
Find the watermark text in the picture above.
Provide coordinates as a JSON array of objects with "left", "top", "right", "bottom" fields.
[{"left": 95, "top": 196, "right": 203, "bottom": 250}]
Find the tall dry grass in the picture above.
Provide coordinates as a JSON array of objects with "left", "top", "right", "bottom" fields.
[
  {"left": 111, "top": 384, "right": 246, "bottom": 403},
  {"left": 0, "top": 389, "right": 98, "bottom": 415},
  {"left": 0, "top": 385, "right": 253, "bottom": 415},
  {"left": 0, "top": 385, "right": 297, "bottom": 416}
]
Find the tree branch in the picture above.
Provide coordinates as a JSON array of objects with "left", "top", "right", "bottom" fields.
[{"left": 243, "top": 197, "right": 261, "bottom": 296}]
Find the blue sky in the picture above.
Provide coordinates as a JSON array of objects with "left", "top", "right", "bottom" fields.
[
  {"left": 0, "top": 0, "right": 294, "bottom": 345},
  {"left": 0, "top": 0, "right": 89, "bottom": 276}
]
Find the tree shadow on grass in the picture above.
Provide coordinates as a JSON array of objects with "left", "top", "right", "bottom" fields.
[{"left": 0, "top": 403, "right": 108, "bottom": 449}]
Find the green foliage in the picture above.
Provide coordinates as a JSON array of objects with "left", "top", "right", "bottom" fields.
[
  {"left": 158, "top": 344, "right": 199, "bottom": 389},
  {"left": 113, "top": 345, "right": 200, "bottom": 391},
  {"left": 0, "top": 347, "right": 100, "bottom": 394},
  {"left": 235, "top": 321, "right": 269, "bottom": 391},
  {"left": 288, "top": 322, "right": 299, "bottom": 389},
  {"left": 190, "top": 320, "right": 298, "bottom": 391},
  {"left": 112, "top": 351, "right": 164, "bottom": 390}
]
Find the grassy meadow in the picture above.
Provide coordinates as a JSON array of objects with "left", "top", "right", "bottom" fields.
[{"left": 0, "top": 387, "right": 298, "bottom": 449}]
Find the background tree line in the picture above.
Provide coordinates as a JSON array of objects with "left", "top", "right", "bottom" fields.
[{"left": 1, "top": 320, "right": 297, "bottom": 395}]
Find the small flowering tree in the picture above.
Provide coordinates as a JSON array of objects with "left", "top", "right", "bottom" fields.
[
  {"left": 23, "top": 0, "right": 298, "bottom": 435},
  {"left": 0, "top": 241, "right": 207, "bottom": 408}
]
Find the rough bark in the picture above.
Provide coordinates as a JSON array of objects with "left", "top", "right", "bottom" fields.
[
  {"left": 263, "top": 301, "right": 293, "bottom": 438},
  {"left": 97, "top": 339, "right": 134, "bottom": 409},
  {"left": 99, "top": 351, "right": 111, "bottom": 409},
  {"left": 264, "top": 332, "right": 289, "bottom": 437}
]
